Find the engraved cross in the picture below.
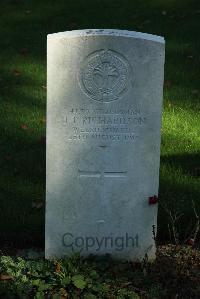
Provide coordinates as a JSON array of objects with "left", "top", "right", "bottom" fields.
[{"left": 78, "top": 169, "right": 127, "bottom": 179}]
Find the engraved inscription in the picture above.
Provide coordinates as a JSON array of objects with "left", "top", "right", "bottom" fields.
[
  {"left": 79, "top": 50, "right": 131, "bottom": 102},
  {"left": 64, "top": 107, "right": 146, "bottom": 143}
]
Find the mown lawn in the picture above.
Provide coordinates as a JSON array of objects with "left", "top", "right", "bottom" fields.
[{"left": 0, "top": 0, "right": 200, "bottom": 248}]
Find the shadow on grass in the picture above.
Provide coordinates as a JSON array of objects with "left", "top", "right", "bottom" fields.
[
  {"left": 0, "top": 123, "right": 45, "bottom": 248},
  {"left": 161, "top": 153, "right": 200, "bottom": 178},
  {"left": 158, "top": 152, "right": 200, "bottom": 243},
  {"left": 0, "top": 68, "right": 46, "bottom": 248}
]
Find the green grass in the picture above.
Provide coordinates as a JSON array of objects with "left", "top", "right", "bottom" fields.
[{"left": 0, "top": 0, "right": 200, "bottom": 247}]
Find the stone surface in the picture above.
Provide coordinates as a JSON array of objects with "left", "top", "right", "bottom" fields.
[{"left": 45, "top": 29, "right": 165, "bottom": 260}]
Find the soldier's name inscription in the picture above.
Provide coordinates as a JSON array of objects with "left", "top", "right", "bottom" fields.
[{"left": 64, "top": 107, "right": 146, "bottom": 142}]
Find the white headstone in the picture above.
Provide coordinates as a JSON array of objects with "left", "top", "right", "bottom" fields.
[{"left": 45, "top": 29, "right": 165, "bottom": 260}]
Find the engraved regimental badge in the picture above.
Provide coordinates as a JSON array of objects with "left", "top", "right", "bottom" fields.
[{"left": 79, "top": 49, "right": 130, "bottom": 102}]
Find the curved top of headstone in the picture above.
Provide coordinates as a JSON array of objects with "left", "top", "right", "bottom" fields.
[{"left": 48, "top": 29, "right": 165, "bottom": 44}]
